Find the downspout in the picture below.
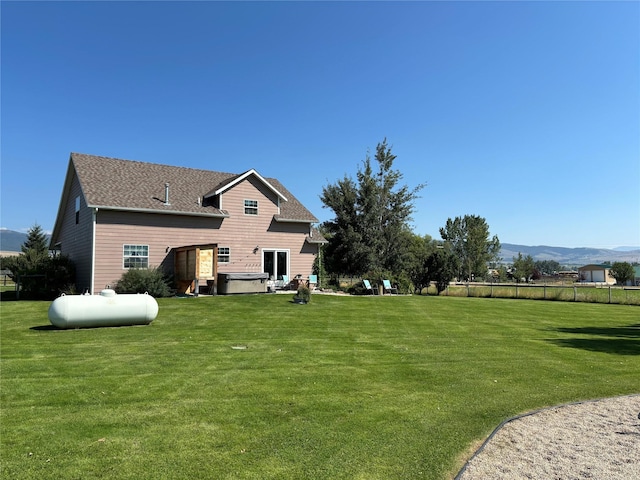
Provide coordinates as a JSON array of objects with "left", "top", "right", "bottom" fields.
[{"left": 91, "top": 208, "right": 97, "bottom": 294}]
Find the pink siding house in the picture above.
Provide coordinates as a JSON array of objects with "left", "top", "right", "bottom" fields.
[{"left": 50, "top": 153, "right": 326, "bottom": 294}]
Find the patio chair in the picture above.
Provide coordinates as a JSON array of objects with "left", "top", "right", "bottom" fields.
[
  {"left": 275, "top": 275, "right": 289, "bottom": 290},
  {"left": 363, "top": 279, "right": 378, "bottom": 295},
  {"left": 308, "top": 274, "right": 318, "bottom": 290},
  {"left": 382, "top": 279, "right": 398, "bottom": 295}
]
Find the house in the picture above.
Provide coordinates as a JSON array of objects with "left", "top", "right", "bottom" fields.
[
  {"left": 50, "top": 153, "right": 326, "bottom": 294},
  {"left": 577, "top": 264, "right": 615, "bottom": 284}
]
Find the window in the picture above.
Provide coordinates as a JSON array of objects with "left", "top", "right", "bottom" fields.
[
  {"left": 75, "top": 196, "right": 80, "bottom": 224},
  {"left": 123, "top": 245, "right": 149, "bottom": 269},
  {"left": 244, "top": 199, "right": 258, "bottom": 215},
  {"left": 218, "top": 247, "right": 230, "bottom": 264}
]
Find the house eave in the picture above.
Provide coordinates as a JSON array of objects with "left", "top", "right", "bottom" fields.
[
  {"left": 273, "top": 216, "right": 315, "bottom": 223},
  {"left": 89, "top": 204, "right": 230, "bottom": 218},
  {"left": 306, "top": 237, "right": 328, "bottom": 245}
]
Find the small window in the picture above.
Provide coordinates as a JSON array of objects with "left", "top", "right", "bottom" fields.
[
  {"left": 75, "top": 196, "right": 80, "bottom": 224},
  {"left": 123, "top": 245, "right": 149, "bottom": 269},
  {"left": 244, "top": 199, "right": 258, "bottom": 215},
  {"left": 218, "top": 247, "right": 230, "bottom": 264}
]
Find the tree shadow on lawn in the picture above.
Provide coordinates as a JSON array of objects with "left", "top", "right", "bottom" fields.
[{"left": 545, "top": 324, "right": 640, "bottom": 356}]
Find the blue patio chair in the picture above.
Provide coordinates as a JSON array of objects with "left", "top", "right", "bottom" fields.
[
  {"left": 276, "top": 275, "right": 289, "bottom": 290},
  {"left": 363, "top": 279, "right": 378, "bottom": 295},
  {"left": 382, "top": 279, "right": 398, "bottom": 295}
]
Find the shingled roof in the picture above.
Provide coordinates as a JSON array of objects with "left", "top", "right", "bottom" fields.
[{"left": 53, "top": 153, "right": 319, "bottom": 238}]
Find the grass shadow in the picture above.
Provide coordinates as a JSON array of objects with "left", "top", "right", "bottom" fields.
[
  {"left": 0, "top": 290, "right": 18, "bottom": 301},
  {"left": 554, "top": 325, "right": 640, "bottom": 338},
  {"left": 548, "top": 338, "right": 640, "bottom": 355},
  {"left": 546, "top": 323, "right": 640, "bottom": 355}
]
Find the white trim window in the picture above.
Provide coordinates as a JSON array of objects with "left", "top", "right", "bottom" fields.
[
  {"left": 218, "top": 247, "right": 230, "bottom": 264},
  {"left": 123, "top": 244, "right": 149, "bottom": 269},
  {"left": 244, "top": 199, "right": 258, "bottom": 215}
]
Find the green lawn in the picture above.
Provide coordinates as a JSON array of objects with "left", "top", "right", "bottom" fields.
[{"left": 2, "top": 294, "right": 638, "bottom": 479}]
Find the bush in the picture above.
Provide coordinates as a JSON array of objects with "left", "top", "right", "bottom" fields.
[
  {"left": 293, "top": 285, "right": 311, "bottom": 303},
  {"left": 114, "top": 267, "right": 172, "bottom": 298},
  {"left": 1, "top": 253, "right": 76, "bottom": 300}
]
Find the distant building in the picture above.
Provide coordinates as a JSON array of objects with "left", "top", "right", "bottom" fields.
[{"left": 577, "top": 264, "right": 615, "bottom": 284}]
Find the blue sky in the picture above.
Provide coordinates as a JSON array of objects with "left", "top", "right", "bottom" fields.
[{"left": 2, "top": 1, "right": 638, "bottom": 249}]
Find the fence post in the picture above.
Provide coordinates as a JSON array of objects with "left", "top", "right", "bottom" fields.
[
  {"left": 544, "top": 283, "right": 547, "bottom": 300},
  {"left": 574, "top": 286, "right": 577, "bottom": 302},
  {"left": 609, "top": 285, "right": 612, "bottom": 304},
  {"left": 515, "top": 284, "right": 518, "bottom": 299}
]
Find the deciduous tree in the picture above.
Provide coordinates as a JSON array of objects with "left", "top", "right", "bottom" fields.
[
  {"left": 609, "top": 262, "right": 635, "bottom": 286},
  {"left": 425, "top": 247, "right": 459, "bottom": 294},
  {"left": 512, "top": 252, "right": 535, "bottom": 283},
  {"left": 439, "top": 215, "right": 500, "bottom": 281}
]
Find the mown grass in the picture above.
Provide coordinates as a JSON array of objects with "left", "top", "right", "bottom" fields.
[
  {"left": 1, "top": 294, "right": 639, "bottom": 479},
  {"left": 438, "top": 283, "right": 640, "bottom": 305}
]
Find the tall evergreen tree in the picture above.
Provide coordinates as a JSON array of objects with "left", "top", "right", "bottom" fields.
[
  {"left": 21, "top": 224, "right": 49, "bottom": 265},
  {"left": 320, "top": 139, "right": 425, "bottom": 276}
]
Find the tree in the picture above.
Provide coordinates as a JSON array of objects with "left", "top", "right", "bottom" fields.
[
  {"left": 22, "top": 224, "right": 48, "bottom": 251},
  {"left": 534, "top": 259, "right": 561, "bottom": 276},
  {"left": 609, "top": 262, "right": 635, "bottom": 286},
  {"left": 512, "top": 252, "right": 535, "bottom": 283},
  {"left": 0, "top": 223, "right": 75, "bottom": 299},
  {"left": 405, "top": 233, "right": 435, "bottom": 293},
  {"left": 425, "top": 247, "right": 459, "bottom": 294},
  {"left": 21, "top": 223, "right": 49, "bottom": 265},
  {"left": 320, "top": 177, "right": 369, "bottom": 275},
  {"left": 439, "top": 215, "right": 500, "bottom": 281},
  {"left": 321, "top": 139, "right": 425, "bottom": 276}
]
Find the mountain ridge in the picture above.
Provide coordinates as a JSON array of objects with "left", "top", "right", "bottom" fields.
[
  {"left": 499, "top": 243, "right": 640, "bottom": 266},
  {"left": 0, "top": 229, "right": 52, "bottom": 253}
]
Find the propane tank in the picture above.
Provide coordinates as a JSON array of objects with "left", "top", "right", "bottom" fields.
[{"left": 48, "top": 289, "right": 159, "bottom": 329}]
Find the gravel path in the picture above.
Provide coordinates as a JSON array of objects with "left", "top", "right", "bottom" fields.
[{"left": 456, "top": 394, "right": 640, "bottom": 479}]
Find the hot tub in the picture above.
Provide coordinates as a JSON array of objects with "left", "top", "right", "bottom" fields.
[{"left": 217, "top": 272, "right": 269, "bottom": 294}]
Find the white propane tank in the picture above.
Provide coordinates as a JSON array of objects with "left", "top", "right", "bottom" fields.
[{"left": 48, "top": 289, "right": 159, "bottom": 329}]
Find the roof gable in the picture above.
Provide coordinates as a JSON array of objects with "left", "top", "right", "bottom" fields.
[{"left": 204, "top": 169, "right": 288, "bottom": 202}]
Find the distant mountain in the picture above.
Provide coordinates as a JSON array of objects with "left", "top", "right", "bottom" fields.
[
  {"left": 500, "top": 243, "right": 640, "bottom": 267},
  {"left": 0, "top": 229, "right": 27, "bottom": 252},
  {"left": 0, "top": 229, "right": 51, "bottom": 253},
  {"left": 613, "top": 246, "right": 640, "bottom": 252}
]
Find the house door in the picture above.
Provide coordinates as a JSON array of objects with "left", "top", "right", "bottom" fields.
[{"left": 263, "top": 250, "right": 288, "bottom": 280}]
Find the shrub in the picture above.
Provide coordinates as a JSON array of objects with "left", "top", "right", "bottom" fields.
[
  {"left": 1, "top": 253, "right": 76, "bottom": 300},
  {"left": 114, "top": 267, "right": 172, "bottom": 298},
  {"left": 293, "top": 285, "right": 311, "bottom": 303}
]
